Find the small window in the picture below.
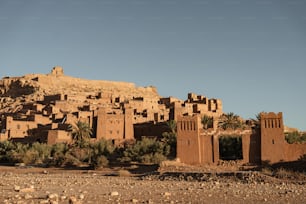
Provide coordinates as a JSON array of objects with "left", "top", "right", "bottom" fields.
[
  {"left": 109, "top": 130, "right": 112, "bottom": 134},
  {"left": 17, "top": 124, "right": 20, "bottom": 129},
  {"left": 272, "top": 139, "right": 275, "bottom": 144}
]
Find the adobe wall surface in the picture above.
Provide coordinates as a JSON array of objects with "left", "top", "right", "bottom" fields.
[
  {"left": 96, "top": 108, "right": 134, "bottom": 141},
  {"left": 285, "top": 143, "right": 306, "bottom": 161},
  {"left": 134, "top": 122, "right": 170, "bottom": 140},
  {"left": 260, "top": 112, "right": 286, "bottom": 163},
  {"left": 47, "top": 130, "right": 71, "bottom": 145},
  {"left": 177, "top": 115, "right": 202, "bottom": 165},
  {"left": 177, "top": 115, "right": 261, "bottom": 165}
]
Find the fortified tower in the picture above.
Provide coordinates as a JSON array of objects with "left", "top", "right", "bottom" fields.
[{"left": 260, "top": 112, "right": 285, "bottom": 163}]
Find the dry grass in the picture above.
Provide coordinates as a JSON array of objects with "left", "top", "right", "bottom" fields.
[
  {"left": 116, "top": 169, "right": 132, "bottom": 177},
  {"left": 261, "top": 167, "right": 273, "bottom": 176}
]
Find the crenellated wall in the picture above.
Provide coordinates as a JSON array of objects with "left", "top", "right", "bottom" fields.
[{"left": 177, "top": 112, "right": 305, "bottom": 165}]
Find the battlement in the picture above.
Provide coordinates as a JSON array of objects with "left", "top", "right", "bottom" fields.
[{"left": 260, "top": 112, "right": 283, "bottom": 129}]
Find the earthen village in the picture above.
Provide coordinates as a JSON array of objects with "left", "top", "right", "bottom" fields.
[
  {"left": 1, "top": 66, "right": 305, "bottom": 165},
  {"left": 1, "top": 67, "right": 306, "bottom": 203}
]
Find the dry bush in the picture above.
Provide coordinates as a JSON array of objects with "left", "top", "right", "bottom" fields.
[
  {"left": 261, "top": 167, "right": 273, "bottom": 176},
  {"left": 116, "top": 169, "right": 132, "bottom": 177},
  {"left": 93, "top": 155, "right": 109, "bottom": 169},
  {"left": 275, "top": 168, "right": 294, "bottom": 179}
]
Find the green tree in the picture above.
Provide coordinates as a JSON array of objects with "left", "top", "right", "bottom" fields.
[
  {"left": 250, "top": 112, "right": 263, "bottom": 128},
  {"left": 166, "top": 120, "right": 177, "bottom": 134},
  {"left": 89, "top": 139, "right": 115, "bottom": 169},
  {"left": 71, "top": 121, "right": 92, "bottom": 147},
  {"left": 218, "top": 112, "right": 242, "bottom": 130},
  {"left": 285, "top": 131, "right": 306, "bottom": 144},
  {"left": 161, "top": 120, "right": 177, "bottom": 158},
  {"left": 201, "top": 115, "right": 213, "bottom": 129}
]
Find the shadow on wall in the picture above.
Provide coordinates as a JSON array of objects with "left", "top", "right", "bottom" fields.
[
  {"left": 260, "top": 154, "right": 306, "bottom": 173},
  {"left": 4, "top": 80, "right": 36, "bottom": 98}
]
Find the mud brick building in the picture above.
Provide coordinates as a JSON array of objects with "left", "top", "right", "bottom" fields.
[{"left": 177, "top": 112, "right": 306, "bottom": 164}]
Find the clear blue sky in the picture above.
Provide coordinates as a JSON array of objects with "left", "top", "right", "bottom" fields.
[{"left": 0, "top": 0, "right": 305, "bottom": 130}]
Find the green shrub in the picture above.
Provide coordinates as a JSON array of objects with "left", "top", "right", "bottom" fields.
[
  {"left": 161, "top": 132, "right": 176, "bottom": 158},
  {"left": 219, "top": 135, "right": 243, "bottom": 160},
  {"left": 29, "top": 142, "right": 51, "bottom": 164},
  {"left": 89, "top": 139, "right": 115, "bottom": 167},
  {"left": 62, "top": 153, "right": 83, "bottom": 166},
  {"left": 49, "top": 143, "right": 70, "bottom": 166},
  {"left": 7, "top": 143, "right": 29, "bottom": 163},
  {"left": 121, "top": 137, "right": 169, "bottom": 164},
  {"left": 0, "top": 141, "right": 15, "bottom": 162},
  {"left": 285, "top": 131, "right": 306, "bottom": 144},
  {"left": 92, "top": 155, "right": 109, "bottom": 169}
]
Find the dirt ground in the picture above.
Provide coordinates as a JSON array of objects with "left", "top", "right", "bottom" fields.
[{"left": 0, "top": 165, "right": 306, "bottom": 204}]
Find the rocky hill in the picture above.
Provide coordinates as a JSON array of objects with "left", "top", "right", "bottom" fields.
[{"left": 0, "top": 66, "right": 160, "bottom": 114}]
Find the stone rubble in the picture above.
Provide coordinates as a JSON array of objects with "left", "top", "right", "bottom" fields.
[{"left": 0, "top": 168, "right": 305, "bottom": 204}]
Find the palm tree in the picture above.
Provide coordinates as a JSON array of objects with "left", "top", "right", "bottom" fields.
[
  {"left": 71, "top": 121, "right": 92, "bottom": 146},
  {"left": 201, "top": 115, "right": 213, "bottom": 130},
  {"left": 250, "top": 112, "right": 263, "bottom": 128},
  {"left": 218, "top": 112, "right": 242, "bottom": 130}
]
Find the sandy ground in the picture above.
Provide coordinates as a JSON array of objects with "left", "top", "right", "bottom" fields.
[{"left": 0, "top": 166, "right": 305, "bottom": 204}]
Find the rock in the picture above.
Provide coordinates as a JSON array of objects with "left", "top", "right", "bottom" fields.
[
  {"left": 79, "top": 194, "right": 85, "bottom": 200},
  {"left": 61, "top": 195, "right": 67, "bottom": 200},
  {"left": 131, "top": 198, "right": 138, "bottom": 203},
  {"left": 110, "top": 191, "right": 119, "bottom": 196},
  {"left": 20, "top": 187, "right": 35, "bottom": 193},
  {"left": 24, "top": 194, "right": 32, "bottom": 199},
  {"left": 164, "top": 192, "right": 171, "bottom": 196},
  {"left": 69, "top": 196, "right": 80, "bottom": 204},
  {"left": 14, "top": 185, "right": 21, "bottom": 192},
  {"left": 48, "top": 193, "right": 59, "bottom": 201}
]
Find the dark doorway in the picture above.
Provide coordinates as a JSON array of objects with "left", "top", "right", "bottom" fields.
[{"left": 219, "top": 135, "right": 243, "bottom": 160}]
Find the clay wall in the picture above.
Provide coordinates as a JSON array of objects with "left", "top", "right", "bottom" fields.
[
  {"left": 50, "top": 66, "right": 64, "bottom": 76},
  {"left": 0, "top": 132, "right": 8, "bottom": 141},
  {"left": 96, "top": 108, "right": 134, "bottom": 142},
  {"left": 177, "top": 115, "right": 202, "bottom": 165},
  {"left": 285, "top": 143, "right": 306, "bottom": 161},
  {"left": 199, "top": 134, "right": 214, "bottom": 164},
  {"left": 34, "top": 114, "right": 52, "bottom": 125},
  {"left": 177, "top": 114, "right": 262, "bottom": 165},
  {"left": 248, "top": 131, "right": 261, "bottom": 163},
  {"left": 5, "top": 116, "right": 38, "bottom": 138},
  {"left": 193, "top": 103, "right": 209, "bottom": 114},
  {"left": 124, "top": 108, "right": 134, "bottom": 140},
  {"left": 54, "top": 101, "right": 73, "bottom": 112},
  {"left": 76, "top": 111, "right": 93, "bottom": 127},
  {"left": 43, "top": 94, "right": 63, "bottom": 104},
  {"left": 47, "top": 130, "right": 71, "bottom": 145},
  {"left": 260, "top": 112, "right": 285, "bottom": 163},
  {"left": 134, "top": 122, "right": 169, "bottom": 140}
]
